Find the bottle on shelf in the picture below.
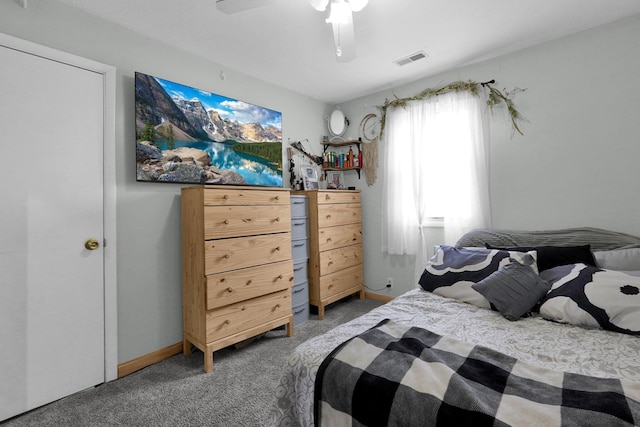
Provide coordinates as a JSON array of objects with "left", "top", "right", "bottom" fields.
[{"left": 348, "top": 148, "right": 354, "bottom": 168}]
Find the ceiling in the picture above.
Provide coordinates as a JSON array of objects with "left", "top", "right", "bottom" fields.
[{"left": 51, "top": 0, "right": 640, "bottom": 104}]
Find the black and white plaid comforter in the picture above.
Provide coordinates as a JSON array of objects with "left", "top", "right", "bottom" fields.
[{"left": 314, "top": 319, "right": 640, "bottom": 426}]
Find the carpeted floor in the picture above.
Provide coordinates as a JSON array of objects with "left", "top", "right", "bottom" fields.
[{"left": 2, "top": 296, "right": 383, "bottom": 426}]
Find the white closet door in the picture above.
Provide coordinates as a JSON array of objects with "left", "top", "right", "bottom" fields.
[{"left": 0, "top": 43, "right": 105, "bottom": 421}]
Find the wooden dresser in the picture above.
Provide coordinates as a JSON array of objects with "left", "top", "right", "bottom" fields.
[
  {"left": 305, "top": 190, "right": 365, "bottom": 319},
  {"left": 181, "top": 185, "right": 294, "bottom": 372}
]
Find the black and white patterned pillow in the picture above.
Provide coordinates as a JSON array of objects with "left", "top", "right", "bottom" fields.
[
  {"left": 540, "top": 263, "right": 640, "bottom": 335},
  {"left": 419, "top": 246, "right": 537, "bottom": 309}
]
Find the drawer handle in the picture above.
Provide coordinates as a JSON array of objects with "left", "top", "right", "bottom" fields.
[
  {"left": 223, "top": 195, "right": 229, "bottom": 200},
  {"left": 275, "top": 304, "right": 281, "bottom": 310},
  {"left": 274, "top": 195, "right": 280, "bottom": 200},
  {"left": 328, "top": 284, "right": 334, "bottom": 289},
  {"left": 274, "top": 217, "right": 280, "bottom": 222},
  {"left": 273, "top": 246, "right": 281, "bottom": 252},
  {"left": 223, "top": 219, "right": 229, "bottom": 225},
  {"left": 246, "top": 280, "right": 252, "bottom": 285},
  {"left": 223, "top": 254, "right": 230, "bottom": 259},
  {"left": 294, "top": 266, "right": 303, "bottom": 271},
  {"left": 294, "top": 307, "right": 306, "bottom": 315},
  {"left": 325, "top": 195, "right": 331, "bottom": 200},
  {"left": 328, "top": 261, "right": 333, "bottom": 266},
  {"left": 242, "top": 218, "right": 252, "bottom": 223},
  {"left": 224, "top": 320, "right": 231, "bottom": 325},
  {"left": 293, "top": 201, "right": 303, "bottom": 205},
  {"left": 326, "top": 215, "right": 331, "bottom": 219},
  {"left": 326, "top": 238, "right": 332, "bottom": 242},
  {"left": 293, "top": 288, "right": 304, "bottom": 294},
  {"left": 293, "top": 222, "right": 305, "bottom": 226},
  {"left": 226, "top": 287, "right": 233, "bottom": 293},
  {"left": 277, "top": 274, "right": 284, "bottom": 280},
  {"left": 289, "top": 276, "right": 294, "bottom": 281},
  {"left": 293, "top": 243, "right": 304, "bottom": 248}
]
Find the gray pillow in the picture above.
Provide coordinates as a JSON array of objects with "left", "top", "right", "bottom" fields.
[{"left": 472, "top": 261, "right": 551, "bottom": 321}]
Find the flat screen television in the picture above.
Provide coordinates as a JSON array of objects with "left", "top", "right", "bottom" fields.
[{"left": 135, "top": 71, "right": 283, "bottom": 186}]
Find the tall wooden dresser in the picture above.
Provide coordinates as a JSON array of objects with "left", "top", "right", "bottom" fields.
[
  {"left": 181, "top": 185, "right": 294, "bottom": 372},
  {"left": 305, "top": 190, "right": 365, "bottom": 319}
]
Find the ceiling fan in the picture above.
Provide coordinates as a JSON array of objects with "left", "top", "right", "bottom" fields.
[{"left": 216, "top": 0, "right": 368, "bottom": 62}]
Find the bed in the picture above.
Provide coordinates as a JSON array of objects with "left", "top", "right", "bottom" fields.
[{"left": 267, "top": 227, "right": 640, "bottom": 426}]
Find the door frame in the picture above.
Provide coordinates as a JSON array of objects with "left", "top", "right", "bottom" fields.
[{"left": 0, "top": 32, "right": 118, "bottom": 382}]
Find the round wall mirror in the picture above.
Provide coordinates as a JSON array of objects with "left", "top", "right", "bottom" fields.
[{"left": 327, "top": 109, "right": 348, "bottom": 138}]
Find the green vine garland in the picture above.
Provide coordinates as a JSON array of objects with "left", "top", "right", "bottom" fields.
[{"left": 377, "top": 80, "right": 526, "bottom": 139}]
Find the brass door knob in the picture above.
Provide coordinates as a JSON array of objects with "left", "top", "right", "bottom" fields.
[{"left": 84, "top": 238, "right": 100, "bottom": 250}]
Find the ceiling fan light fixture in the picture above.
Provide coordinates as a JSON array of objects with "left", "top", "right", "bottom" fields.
[
  {"left": 326, "top": 0, "right": 351, "bottom": 24},
  {"left": 309, "top": 0, "right": 329, "bottom": 12},
  {"left": 347, "top": 0, "right": 368, "bottom": 12}
]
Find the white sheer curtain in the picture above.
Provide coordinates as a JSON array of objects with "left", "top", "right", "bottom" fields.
[{"left": 381, "top": 90, "right": 492, "bottom": 282}]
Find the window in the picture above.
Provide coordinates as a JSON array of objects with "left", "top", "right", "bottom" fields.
[{"left": 381, "top": 90, "right": 492, "bottom": 280}]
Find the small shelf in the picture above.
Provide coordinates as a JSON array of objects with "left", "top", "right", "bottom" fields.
[
  {"left": 321, "top": 139, "right": 362, "bottom": 179},
  {"left": 322, "top": 139, "right": 361, "bottom": 150}
]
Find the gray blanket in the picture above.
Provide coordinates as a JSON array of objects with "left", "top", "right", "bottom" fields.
[{"left": 455, "top": 227, "right": 640, "bottom": 251}]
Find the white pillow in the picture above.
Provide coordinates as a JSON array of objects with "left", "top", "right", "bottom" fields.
[
  {"left": 539, "top": 263, "right": 640, "bottom": 335},
  {"left": 593, "top": 247, "right": 640, "bottom": 271}
]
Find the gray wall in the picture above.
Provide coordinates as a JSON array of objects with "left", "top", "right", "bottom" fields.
[
  {"left": 3, "top": 0, "right": 640, "bottom": 362},
  {"left": 0, "top": 0, "right": 327, "bottom": 363},
  {"left": 336, "top": 14, "right": 640, "bottom": 298}
]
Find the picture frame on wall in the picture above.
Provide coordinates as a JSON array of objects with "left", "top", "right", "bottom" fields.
[
  {"left": 135, "top": 71, "right": 283, "bottom": 186},
  {"left": 301, "top": 165, "right": 319, "bottom": 190},
  {"left": 326, "top": 171, "right": 344, "bottom": 189}
]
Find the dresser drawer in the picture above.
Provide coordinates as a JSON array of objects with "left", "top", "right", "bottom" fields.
[
  {"left": 317, "top": 191, "right": 360, "bottom": 205},
  {"left": 317, "top": 264, "right": 364, "bottom": 300},
  {"left": 206, "top": 260, "right": 294, "bottom": 310},
  {"left": 203, "top": 188, "right": 289, "bottom": 206},
  {"left": 204, "top": 204, "right": 291, "bottom": 239},
  {"left": 205, "top": 233, "right": 292, "bottom": 275},
  {"left": 318, "top": 223, "right": 362, "bottom": 252},
  {"left": 317, "top": 203, "right": 361, "bottom": 228},
  {"left": 319, "top": 244, "right": 362, "bottom": 276},
  {"left": 205, "top": 289, "right": 291, "bottom": 343}
]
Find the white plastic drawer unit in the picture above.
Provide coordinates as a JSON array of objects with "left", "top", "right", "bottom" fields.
[
  {"left": 291, "top": 238, "right": 309, "bottom": 261},
  {"left": 290, "top": 195, "right": 308, "bottom": 218},
  {"left": 293, "top": 301, "right": 310, "bottom": 325},
  {"left": 292, "top": 281, "right": 309, "bottom": 307},
  {"left": 293, "top": 260, "right": 308, "bottom": 285},
  {"left": 291, "top": 218, "right": 308, "bottom": 240}
]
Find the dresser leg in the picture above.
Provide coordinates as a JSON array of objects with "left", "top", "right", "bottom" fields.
[
  {"left": 183, "top": 338, "right": 192, "bottom": 355},
  {"left": 286, "top": 316, "right": 294, "bottom": 337},
  {"left": 358, "top": 289, "right": 365, "bottom": 299},
  {"left": 318, "top": 305, "right": 325, "bottom": 320},
  {"left": 204, "top": 349, "right": 214, "bottom": 373}
]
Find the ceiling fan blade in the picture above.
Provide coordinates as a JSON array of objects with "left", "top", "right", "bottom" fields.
[
  {"left": 216, "top": 0, "right": 278, "bottom": 14},
  {"left": 331, "top": 10, "right": 356, "bottom": 62}
]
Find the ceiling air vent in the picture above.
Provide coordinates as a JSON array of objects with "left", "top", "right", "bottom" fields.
[{"left": 394, "top": 51, "right": 428, "bottom": 66}]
